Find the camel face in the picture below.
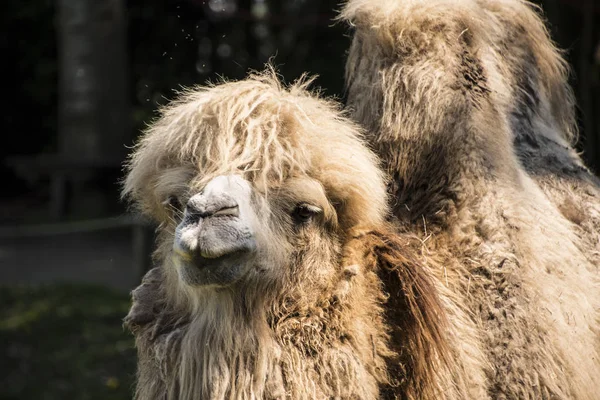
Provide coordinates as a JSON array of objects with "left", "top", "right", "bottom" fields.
[
  {"left": 173, "top": 175, "right": 257, "bottom": 286},
  {"left": 123, "top": 73, "right": 388, "bottom": 297},
  {"left": 171, "top": 172, "right": 340, "bottom": 289}
]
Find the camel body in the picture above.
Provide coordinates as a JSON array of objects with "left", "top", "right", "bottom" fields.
[{"left": 343, "top": 0, "right": 600, "bottom": 398}]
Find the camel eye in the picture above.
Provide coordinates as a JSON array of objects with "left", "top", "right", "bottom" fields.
[
  {"left": 163, "top": 195, "right": 182, "bottom": 212},
  {"left": 292, "top": 203, "right": 321, "bottom": 224}
]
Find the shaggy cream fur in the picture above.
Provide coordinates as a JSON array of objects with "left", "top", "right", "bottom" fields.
[
  {"left": 123, "top": 73, "right": 387, "bottom": 231},
  {"left": 342, "top": 0, "right": 600, "bottom": 398}
]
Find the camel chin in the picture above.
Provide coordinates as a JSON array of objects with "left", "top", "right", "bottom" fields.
[{"left": 172, "top": 175, "right": 257, "bottom": 287}]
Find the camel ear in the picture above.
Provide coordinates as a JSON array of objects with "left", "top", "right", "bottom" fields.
[{"left": 342, "top": 228, "right": 450, "bottom": 397}]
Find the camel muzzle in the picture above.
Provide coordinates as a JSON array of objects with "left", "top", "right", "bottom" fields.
[{"left": 172, "top": 175, "right": 257, "bottom": 286}]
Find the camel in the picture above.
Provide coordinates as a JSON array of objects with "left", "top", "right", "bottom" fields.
[
  {"left": 123, "top": 1, "right": 600, "bottom": 398},
  {"left": 342, "top": 0, "right": 600, "bottom": 398},
  {"left": 122, "top": 73, "right": 450, "bottom": 399}
]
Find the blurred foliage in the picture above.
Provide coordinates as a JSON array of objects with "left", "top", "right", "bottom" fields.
[
  {"left": 0, "top": 285, "right": 135, "bottom": 400},
  {"left": 1, "top": 0, "right": 57, "bottom": 196},
  {"left": 127, "top": 0, "right": 350, "bottom": 138},
  {"left": 2, "top": 0, "right": 351, "bottom": 203},
  {"left": 1, "top": 0, "right": 57, "bottom": 155}
]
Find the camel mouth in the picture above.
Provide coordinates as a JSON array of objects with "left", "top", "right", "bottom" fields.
[
  {"left": 173, "top": 218, "right": 256, "bottom": 286},
  {"left": 175, "top": 247, "right": 255, "bottom": 287}
]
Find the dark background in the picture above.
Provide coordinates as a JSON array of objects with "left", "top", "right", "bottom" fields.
[{"left": 0, "top": 0, "right": 598, "bottom": 398}]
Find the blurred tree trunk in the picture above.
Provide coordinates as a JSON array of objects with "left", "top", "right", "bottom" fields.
[
  {"left": 57, "top": 0, "right": 129, "bottom": 163},
  {"left": 53, "top": 0, "right": 129, "bottom": 219}
]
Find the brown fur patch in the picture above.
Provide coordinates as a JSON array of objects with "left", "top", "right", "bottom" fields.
[{"left": 343, "top": 228, "right": 450, "bottom": 399}]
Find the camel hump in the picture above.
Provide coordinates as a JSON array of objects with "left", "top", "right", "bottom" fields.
[{"left": 341, "top": 0, "right": 576, "bottom": 145}]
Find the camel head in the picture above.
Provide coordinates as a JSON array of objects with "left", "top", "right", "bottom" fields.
[
  {"left": 122, "top": 71, "right": 388, "bottom": 304},
  {"left": 123, "top": 72, "right": 449, "bottom": 399}
]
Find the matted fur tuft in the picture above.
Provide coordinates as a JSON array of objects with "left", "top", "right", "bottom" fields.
[{"left": 342, "top": 0, "right": 600, "bottom": 399}]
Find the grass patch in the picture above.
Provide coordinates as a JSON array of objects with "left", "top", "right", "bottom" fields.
[{"left": 0, "top": 284, "right": 136, "bottom": 400}]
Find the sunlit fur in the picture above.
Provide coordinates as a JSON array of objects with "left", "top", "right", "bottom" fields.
[
  {"left": 123, "top": 72, "right": 449, "bottom": 399},
  {"left": 123, "top": 72, "right": 386, "bottom": 231},
  {"left": 342, "top": 0, "right": 600, "bottom": 398}
]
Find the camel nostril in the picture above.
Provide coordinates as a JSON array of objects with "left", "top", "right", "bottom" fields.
[
  {"left": 212, "top": 205, "right": 239, "bottom": 217},
  {"left": 184, "top": 201, "right": 200, "bottom": 216},
  {"left": 185, "top": 198, "right": 239, "bottom": 219}
]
